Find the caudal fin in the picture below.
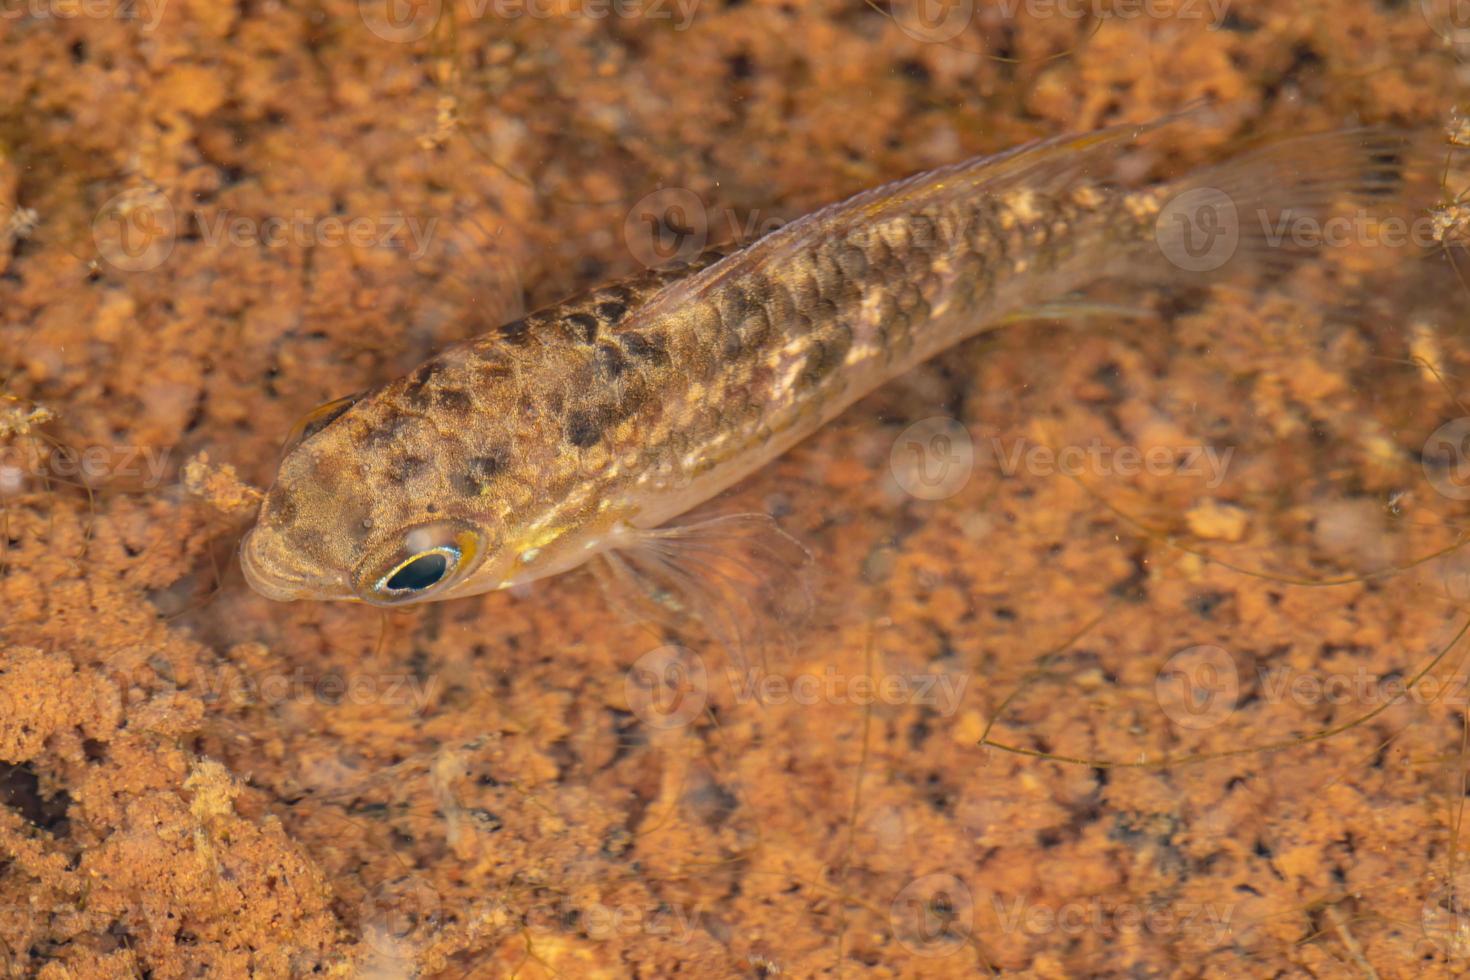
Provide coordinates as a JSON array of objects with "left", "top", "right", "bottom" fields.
[{"left": 1151, "top": 127, "right": 1442, "bottom": 281}]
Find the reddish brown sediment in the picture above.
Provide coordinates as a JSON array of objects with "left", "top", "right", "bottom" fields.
[{"left": 2, "top": 1, "right": 1470, "bottom": 976}]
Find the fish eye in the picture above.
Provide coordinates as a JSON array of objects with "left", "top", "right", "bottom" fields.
[
  {"left": 377, "top": 546, "right": 460, "bottom": 595},
  {"left": 358, "top": 520, "right": 489, "bottom": 605}
]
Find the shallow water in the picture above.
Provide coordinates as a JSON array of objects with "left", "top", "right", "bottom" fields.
[{"left": 2, "top": 2, "right": 1470, "bottom": 977}]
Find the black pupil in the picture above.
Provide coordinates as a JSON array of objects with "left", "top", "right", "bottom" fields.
[{"left": 385, "top": 552, "right": 449, "bottom": 592}]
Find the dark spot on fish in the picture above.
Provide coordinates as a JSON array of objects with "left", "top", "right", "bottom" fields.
[
  {"left": 566, "top": 409, "right": 604, "bottom": 448},
  {"left": 469, "top": 344, "right": 512, "bottom": 375},
  {"left": 620, "top": 331, "right": 667, "bottom": 365},
  {"left": 832, "top": 242, "right": 868, "bottom": 282},
  {"left": 434, "top": 387, "right": 473, "bottom": 414},
  {"left": 742, "top": 306, "right": 772, "bottom": 347},
  {"left": 595, "top": 343, "right": 627, "bottom": 380},
  {"left": 498, "top": 318, "right": 532, "bottom": 344},
  {"left": 720, "top": 329, "right": 743, "bottom": 361},
  {"left": 519, "top": 391, "right": 539, "bottom": 420},
  {"left": 718, "top": 292, "right": 769, "bottom": 361},
  {"left": 361, "top": 412, "right": 413, "bottom": 450},
  {"left": 595, "top": 300, "right": 627, "bottom": 323},
  {"left": 787, "top": 270, "right": 822, "bottom": 314},
  {"left": 457, "top": 450, "right": 509, "bottom": 495},
  {"left": 387, "top": 454, "right": 429, "bottom": 482},
  {"left": 717, "top": 285, "right": 758, "bottom": 329},
  {"left": 788, "top": 312, "right": 816, "bottom": 337},
  {"left": 907, "top": 214, "right": 937, "bottom": 251},
  {"left": 267, "top": 492, "right": 298, "bottom": 526},
  {"left": 403, "top": 360, "right": 441, "bottom": 406},
  {"left": 599, "top": 284, "right": 632, "bottom": 305},
  {"left": 799, "top": 326, "right": 852, "bottom": 389},
  {"left": 567, "top": 312, "right": 599, "bottom": 343},
  {"left": 608, "top": 385, "right": 646, "bottom": 421}
]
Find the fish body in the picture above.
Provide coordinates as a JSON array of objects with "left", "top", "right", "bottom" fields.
[{"left": 240, "top": 113, "right": 1415, "bottom": 613}]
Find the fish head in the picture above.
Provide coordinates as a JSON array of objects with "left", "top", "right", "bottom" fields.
[
  {"left": 240, "top": 347, "right": 620, "bottom": 606},
  {"left": 239, "top": 383, "right": 508, "bottom": 606}
]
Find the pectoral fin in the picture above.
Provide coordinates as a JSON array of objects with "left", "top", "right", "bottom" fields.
[{"left": 592, "top": 513, "right": 813, "bottom": 672}]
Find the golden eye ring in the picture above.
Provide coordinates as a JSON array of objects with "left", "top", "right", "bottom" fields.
[
  {"left": 375, "top": 545, "right": 461, "bottom": 596},
  {"left": 359, "top": 522, "right": 487, "bottom": 604}
]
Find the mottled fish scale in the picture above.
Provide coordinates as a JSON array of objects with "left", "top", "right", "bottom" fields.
[{"left": 327, "top": 177, "right": 1144, "bottom": 554}]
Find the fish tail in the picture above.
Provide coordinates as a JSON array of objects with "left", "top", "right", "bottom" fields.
[{"left": 1150, "top": 127, "right": 1443, "bottom": 279}]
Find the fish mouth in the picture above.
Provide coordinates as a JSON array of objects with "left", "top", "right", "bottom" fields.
[{"left": 239, "top": 526, "right": 343, "bottom": 602}]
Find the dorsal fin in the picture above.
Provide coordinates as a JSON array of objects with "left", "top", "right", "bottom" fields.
[{"left": 628, "top": 106, "right": 1208, "bottom": 326}]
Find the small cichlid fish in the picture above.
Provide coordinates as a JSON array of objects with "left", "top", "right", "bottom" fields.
[{"left": 239, "top": 110, "right": 1418, "bottom": 655}]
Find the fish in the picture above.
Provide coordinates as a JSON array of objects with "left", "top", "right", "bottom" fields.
[{"left": 239, "top": 109, "right": 1423, "bottom": 659}]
